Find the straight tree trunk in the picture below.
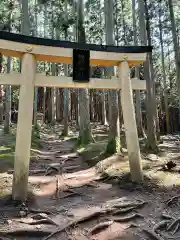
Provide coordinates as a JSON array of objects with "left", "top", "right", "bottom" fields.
[
  {"left": 51, "top": 63, "right": 56, "bottom": 124},
  {"left": 4, "top": 7, "right": 13, "bottom": 133},
  {"left": 158, "top": 1, "right": 170, "bottom": 134},
  {"left": 104, "top": 0, "right": 120, "bottom": 154},
  {"left": 132, "top": 0, "right": 145, "bottom": 137},
  {"left": 101, "top": 90, "right": 107, "bottom": 125},
  {"left": 72, "top": 0, "right": 79, "bottom": 127},
  {"left": 46, "top": 88, "right": 52, "bottom": 123},
  {"left": 144, "top": 0, "right": 160, "bottom": 141},
  {"left": 62, "top": 64, "right": 69, "bottom": 135},
  {"left": 4, "top": 57, "right": 11, "bottom": 133},
  {"left": 167, "top": 0, "right": 180, "bottom": 124},
  {"left": 49, "top": 10, "right": 55, "bottom": 124},
  {"left": 55, "top": 29, "right": 61, "bottom": 122},
  {"left": 138, "top": 0, "right": 158, "bottom": 151},
  {"left": 77, "top": 0, "right": 92, "bottom": 144},
  {"left": 33, "top": 0, "right": 38, "bottom": 126},
  {"left": 21, "top": 0, "right": 30, "bottom": 35},
  {"left": 43, "top": 3, "right": 47, "bottom": 122},
  {"left": 0, "top": 54, "right": 3, "bottom": 124},
  {"left": 99, "top": 1, "right": 107, "bottom": 125},
  {"left": 62, "top": 0, "right": 69, "bottom": 136},
  {"left": 121, "top": 0, "right": 127, "bottom": 45}
]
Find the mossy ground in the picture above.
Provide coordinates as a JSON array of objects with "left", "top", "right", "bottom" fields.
[
  {"left": 105, "top": 136, "right": 121, "bottom": 155},
  {"left": 0, "top": 124, "right": 41, "bottom": 197}
]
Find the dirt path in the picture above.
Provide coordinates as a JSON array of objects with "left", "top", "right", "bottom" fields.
[
  {"left": 1, "top": 133, "right": 180, "bottom": 239},
  {"left": 30, "top": 136, "right": 136, "bottom": 240}
]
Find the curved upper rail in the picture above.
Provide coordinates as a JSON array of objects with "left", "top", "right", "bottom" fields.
[{"left": 0, "top": 31, "right": 152, "bottom": 66}]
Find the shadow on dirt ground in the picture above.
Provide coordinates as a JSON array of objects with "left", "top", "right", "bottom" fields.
[{"left": 1, "top": 125, "right": 180, "bottom": 239}]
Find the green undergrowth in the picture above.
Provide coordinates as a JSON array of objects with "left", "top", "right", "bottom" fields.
[
  {"left": 59, "top": 131, "right": 78, "bottom": 141},
  {"left": 0, "top": 130, "right": 16, "bottom": 172},
  {"left": 0, "top": 179, "right": 36, "bottom": 202},
  {"left": 105, "top": 136, "right": 121, "bottom": 155},
  {"left": 78, "top": 134, "right": 180, "bottom": 189},
  {"left": 31, "top": 124, "right": 41, "bottom": 148},
  {"left": 73, "top": 134, "right": 96, "bottom": 153},
  {"left": 0, "top": 125, "right": 41, "bottom": 173},
  {"left": 78, "top": 140, "right": 109, "bottom": 166}
]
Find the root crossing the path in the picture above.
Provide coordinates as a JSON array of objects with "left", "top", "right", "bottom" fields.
[{"left": 2, "top": 129, "right": 180, "bottom": 240}]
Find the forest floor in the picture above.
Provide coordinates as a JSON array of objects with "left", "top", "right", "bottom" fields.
[{"left": 0, "top": 124, "right": 180, "bottom": 239}]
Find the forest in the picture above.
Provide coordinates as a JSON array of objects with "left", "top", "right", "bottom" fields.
[{"left": 0, "top": 0, "right": 180, "bottom": 239}]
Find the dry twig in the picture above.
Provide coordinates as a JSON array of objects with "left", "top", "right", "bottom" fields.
[{"left": 166, "top": 195, "right": 180, "bottom": 206}]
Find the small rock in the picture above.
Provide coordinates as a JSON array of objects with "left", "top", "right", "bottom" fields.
[
  {"left": 7, "top": 219, "right": 12, "bottom": 225},
  {"left": 19, "top": 210, "right": 27, "bottom": 217},
  {"left": 66, "top": 212, "right": 74, "bottom": 217},
  {"left": 121, "top": 148, "right": 128, "bottom": 154},
  {"left": 146, "top": 154, "right": 159, "bottom": 161}
]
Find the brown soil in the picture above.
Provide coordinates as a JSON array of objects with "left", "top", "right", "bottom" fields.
[{"left": 1, "top": 127, "right": 180, "bottom": 239}]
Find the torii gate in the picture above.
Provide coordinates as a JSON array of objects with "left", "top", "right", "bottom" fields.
[{"left": 0, "top": 31, "right": 152, "bottom": 201}]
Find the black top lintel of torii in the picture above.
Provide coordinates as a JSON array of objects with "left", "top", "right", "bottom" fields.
[{"left": 0, "top": 31, "right": 153, "bottom": 54}]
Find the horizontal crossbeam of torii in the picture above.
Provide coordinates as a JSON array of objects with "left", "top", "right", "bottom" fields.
[
  {"left": 0, "top": 31, "right": 152, "bottom": 201},
  {"left": 0, "top": 73, "right": 146, "bottom": 90}
]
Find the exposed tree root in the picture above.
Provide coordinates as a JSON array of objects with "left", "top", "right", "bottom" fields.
[
  {"left": 88, "top": 220, "right": 113, "bottom": 235},
  {"left": 16, "top": 213, "right": 59, "bottom": 226},
  {"left": 64, "top": 166, "right": 81, "bottom": 171},
  {"left": 66, "top": 189, "right": 91, "bottom": 199},
  {"left": 162, "top": 233, "right": 180, "bottom": 239},
  {"left": 58, "top": 192, "right": 78, "bottom": 199},
  {"left": 166, "top": 195, "right": 180, "bottom": 206},
  {"left": 112, "top": 206, "right": 137, "bottom": 215},
  {"left": 172, "top": 223, "right": 179, "bottom": 235},
  {"left": 8, "top": 169, "right": 46, "bottom": 174},
  {"left": 153, "top": 220, "right": 170, "bottom": 232},
  {"left": 127, "top": 223, "right": 139, "bottom": 229},
  {"left": 16, "top": 218, "right": 58, "bottom": 226},
  {"left": 167, "top": 218, "right": 180, "bottom": 231},
  {"left": 128, "top": 224, "right": 164, "bottom": 240},
  {"left": 31, "top": 213, "right": 48, "bottom": 219},
  {"left": 0, "top": 229, "right": 52, "bottom": 237},
  {"left": 112, "top": 213, "right": 144, "bottom": 222},
  {"left": 112, "top": 200, "right": 147, "bottom": 209},
  {"left": 42, "top": 221, "right": 76, "bottom": 240},
  {"left": 161, "top": 213, "right": 175, "bottom": 220},
  {"left": 85, "top": 181, "right": 99, "bottom": 188},
  {"left": 45, "top": 166, "right": 59, "bottom": 176},
  {"left": 142, "top": 228, "right": 164, "bottom": 240},
  {"left": 155, "top": 214, "right": 180, "bottom": 237},
  {"left": 28, "top": 208, "right": 52, "bottom": 215},
  {"left": 43, "top": 208, "right": 113, "bottom": 240}
]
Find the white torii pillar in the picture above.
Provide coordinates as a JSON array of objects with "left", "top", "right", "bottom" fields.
[
  {"left": 12, "top": 53, "right": 36, "bottom": 201},
  {"left": 119, "top": 60, "right": 143, "bottom": 182}
]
